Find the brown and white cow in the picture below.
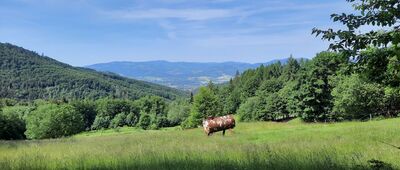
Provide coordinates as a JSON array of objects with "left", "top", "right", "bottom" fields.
[{"left": 202, "top": 114, "right": 235, "bottom": 136}]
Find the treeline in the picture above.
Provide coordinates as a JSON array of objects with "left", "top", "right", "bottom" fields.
[
  {"left": 0, "top": 96, "right": 191, "bottom": 140},
  {"left": 0, "top": 43, "right": 186, "bottom": 101},
  {"left": 179, "top": 49, "right": 400, "bottom": 128}
]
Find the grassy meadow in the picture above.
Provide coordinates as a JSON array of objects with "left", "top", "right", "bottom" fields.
[{"left": 0, "top": 118, "right": 399, "bottom": 170}]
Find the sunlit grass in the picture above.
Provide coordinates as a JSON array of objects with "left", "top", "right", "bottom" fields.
[{"left": 1, "top": 118, "right": 399, "bottom": 169}]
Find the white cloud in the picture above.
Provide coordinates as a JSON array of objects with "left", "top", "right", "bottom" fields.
[
  {"left": 105, "top": 8, "right": 240, "bottom": 21},
  {"left": 101, "top": 1, "right": 347, "bottom": 23}
]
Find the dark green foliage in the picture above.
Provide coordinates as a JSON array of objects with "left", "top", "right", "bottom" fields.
[
  {"left": 95, "top": 99, "right": 131, "bottom": 118},
  {"left": 181, "top": 84, "right": 225, "bottom": 128},
  {"left": 25, "top": 104, "right": 85, "bottom": 139},
  {"left": 125, "top": 112, "right": 139, "bottom": 126},
  {"left": 0, "top": 110, "right": 26, "bottom": 140},
  {"left": 167, "top": 99, "right": 191, "bottom": 126},
  {"left": 0, "top": 43, "right": 186, "bottom": 101},
  {"left": 257, "top": 78, "right": 283, "bottom": 94},
  {"left": 136, "top": 96, "right": 168, "bottom": 117},
  {"left": 262, "top": 93, "right": 289, "bottom": 121},
  {"left": 89, "top": 96, "right": 169, "bottom": 130},
  {"left": 71, "top": 100, "right": 97, "bottom": 130},
  {"left": 91, "top": 116, "right": 112, "bottom": 130},
  {"left": 86, "top": 96, "right": 169, "bottom": 130},
  {"left": 237, "top": 97, "right": 261, "bottom": 121},
  {"left": 1, "top": 105, "right": 33, "bottom": 119},
  {"left": 295, "top": 52, "right": 348, "bottom": 122},
  {"left": 136, "top": 96, "right": 169, "bottom": 129},
  {"left": 91, "top": 99, "right": 138, "bottom": 130},
  {"left": 386, "top": 54, "right": 400, "bottom": 87},
  {"left": 0, "top": 98, "right": 17, "bottom": 108},
  {"left": 332, "top": 74, "right": 385, "bottom": 120},
  {"left": 240, "top": 66, "right": 265, "bottom": 101},
  {"left": 281, "top": 57, "right": 300, "bottom": 81},
  {"left": 138, "top": 114, "right": 151, "bottom": 130},
  {"left": 152, "top": 116, "right": 169, "bottom": 130},
  {"left": 383, "top": 87, "right": 400, "bottom": 117},
  {"left": 181, "top": 110, "right": 203, "bottom": 129},
  {"left": 193, "top": 86, "right": 222, "bottom": 118},
  {"left": 109, "top": 113, "right": 127, "bottom": 128}
]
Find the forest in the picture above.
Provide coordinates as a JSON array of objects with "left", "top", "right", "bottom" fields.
[
  {"left": 0, "top": 43, "right": 186, "bottom": 101},
  {"left": 1, "top": 0, "right": 399, "bottom": 141}
]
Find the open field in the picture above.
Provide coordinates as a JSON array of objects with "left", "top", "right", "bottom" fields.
[{"left": 0, "top": 118, "right": 399, "bottom": 170}]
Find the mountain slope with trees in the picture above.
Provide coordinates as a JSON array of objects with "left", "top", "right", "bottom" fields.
[{"left": 0, "top": 43, "right": 187, "bottom": 101}]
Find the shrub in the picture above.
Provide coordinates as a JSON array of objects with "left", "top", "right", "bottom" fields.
[
  {"left": 332, "top": 74, "right": 384, "bottom": 120},
  {"left": 91, "top": 115, "right": 112, "bottom": 130},
  {"left": 153, "top": 116, "right": 169, "bottom": 129},
  {"left": 237, "top": 97, "right": 260, "bottom": 122},
  {"left": 71, "top": 100, "right": 97, "bottom": 130},
  {"left": 383, "top": 87, "right": 400, "bottom": 117},
  {"left": 25, "top": 104, "right": 85, "bottom": 139},
  {"left": 167, "top": 99, "right": 190, "bottom": 126},
  {"left": 126, "top": 112, "right": 139, "bottom": 126},
  {"left": 96, "top": 99, "right": 131, "bottom": 118},
  {"left": 138, "top": 114, "right": 151, "bottom": 130},
  {"left": 109, "top": 113, "right": 127, "bottom": 128},
  {"left": 0, "top": 110, "right": 26, "bottom": 140}
]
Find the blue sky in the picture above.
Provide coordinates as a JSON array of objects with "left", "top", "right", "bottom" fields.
[{"left": 0, "top": 0, "right": 351, "bottom": 66}]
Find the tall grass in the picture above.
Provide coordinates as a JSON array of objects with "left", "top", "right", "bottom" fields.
[{"left": 0, "top": 118, "right": 399, "bottom": 170}]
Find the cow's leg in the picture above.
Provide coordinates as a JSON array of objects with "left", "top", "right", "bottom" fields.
[{"left": 222, "top": 130, "right": 226, "bottom": 136}]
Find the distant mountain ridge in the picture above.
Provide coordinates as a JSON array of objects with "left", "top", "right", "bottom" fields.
[
  {"left": 87, "top": 58, "right": 301, "bottom": 91},
  {"left": 0, "top": 43, "right": 186, "bottom": 100}
]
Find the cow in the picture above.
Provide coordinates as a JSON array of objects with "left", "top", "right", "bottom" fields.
[{"left": 202, "top": 114, "right": 235, "bottom": 136}]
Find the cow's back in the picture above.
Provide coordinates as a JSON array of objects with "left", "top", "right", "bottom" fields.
[{"left": 203, "top": 115, "right": 235, "bottom": 135}]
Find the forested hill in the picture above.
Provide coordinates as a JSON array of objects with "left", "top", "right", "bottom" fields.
[{"left": 0, "top": 43, "right": 187, "bottom": 101}]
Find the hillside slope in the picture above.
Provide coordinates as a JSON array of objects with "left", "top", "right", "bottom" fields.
[
  {"left": 0, "top": 43, "right": 186, "bottom": 100},
  {"left": 86, "top": 59, "right": 297, "bottom": 91}
]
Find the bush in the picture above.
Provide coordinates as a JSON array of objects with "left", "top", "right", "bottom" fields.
[
  {"left": 167, "top": 99, "right": 190, "bottom": 126},
  {"left": 96, "top": 99, "right": 131, "bottom": 118},
  {"left": 332, "top": 74, "right": 384, "bottom": 120},
  {"left": 25, "top": 104, "right": 85, "bottom": 139},
  {"left": 71, "top": 100, "right": 97, "bottom": 130},
  {"left": 138, "top": 114, "right": 151, "bottom": 130},
  {"left": 237, "top": 97, "right": 260, "bottom": 122},
  {"left": 153, "top": 116, "right": 169, "bottom": 129},
  {"left": 109, "top": 113, "right": 127, "bottom": 128},
  {"left": 383, "top": 87, "right": 400, "bottom": 117},
  {"left": 2, "top": 105, "right": 33, "bottom": 120},
  {"left": 0, "top": 110, "right": 26, "bottom": 140},
  {"left": 91, "top": 115, "right": 112, "bottom": 130},
  {"left": 262, "top": 93, "right": 288, "bottom": 121},
  {"left": 126, "top": 112, "right": 139, "bottom": 126},
  {"left": 136, "top": 96, "right": 170, "bottom": 129}
]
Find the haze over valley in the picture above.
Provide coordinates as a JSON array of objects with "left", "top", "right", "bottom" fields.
[{"left": 86, "top": 59, "right": 298, "bottom": 91}]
